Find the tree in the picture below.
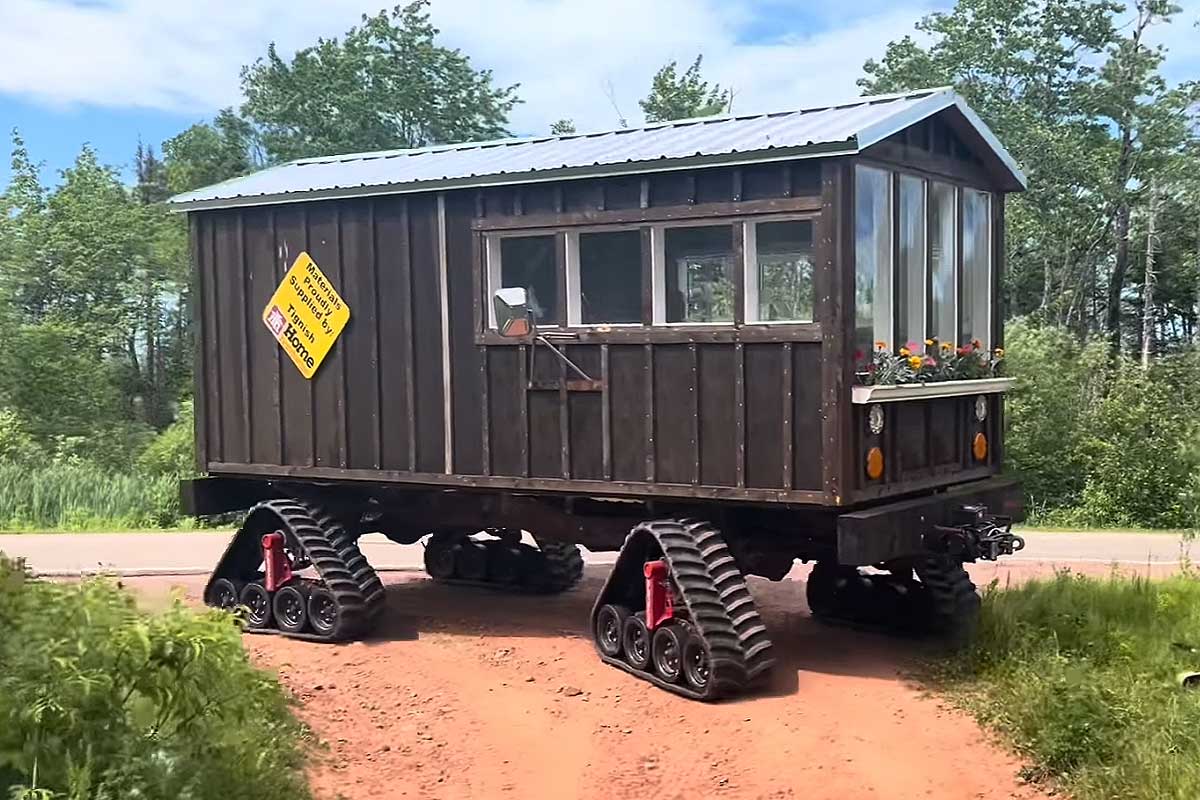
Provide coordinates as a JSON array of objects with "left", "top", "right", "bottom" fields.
[
  {"left": 550, "top": 119, "right": 577, "bottom": 136},
  {"left": 134, "top": 140, "right": 170, "bottom": 205},
  {"left": 240, "top": 1, "right": 520, "bottom": 161},
  {"left": 639, "top": 55, "right": 730, "bottom": 123},
  {"left": 162, "top": 108, "right": 259, "bottom": 195}
]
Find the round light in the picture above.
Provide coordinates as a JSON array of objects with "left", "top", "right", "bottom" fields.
[
  {"left": 974, "top": 395, "right": 988, "bottom": 422},
  {"left": 868, "top": 404, "right": 885, "bottom": 435},
  {"left": 865, "top": 447, "right": 885, "bottom": 480},
  {"left": 972, "top": 433, "right": 989, "bottom": 462}
]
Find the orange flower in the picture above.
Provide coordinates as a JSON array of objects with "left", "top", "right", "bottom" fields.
[
  {"left": 874, "top": 340, "right": 888, "bottom": 351},
  {"left": 908, "top": 355, "right": 922, "bottom": 370},
  {"left": 899, "top": 347, "right": 911, "bottom": 357},
  {"left": 940, "top": 342, "right": 952, "bottom": 352}
]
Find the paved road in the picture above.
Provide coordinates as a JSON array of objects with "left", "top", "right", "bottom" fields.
[{"left": 0, "top": 529, "right": 1190, "bottom": 576}]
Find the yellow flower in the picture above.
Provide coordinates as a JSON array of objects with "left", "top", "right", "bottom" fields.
[
  {"left": 899, "top": 347, "right": 911, "bottom": 357},
  {"left": 924, "top": 338, "right": 935, "bottom": 347},
  {"left": 908, "top": 355, "right": 922, "bottom": 370},
  {"left": 940, "top": 342, "right": 952, "bottom": 352},
  {"left": 994, "top": 347, "right": 1006, "bottom": 358}
]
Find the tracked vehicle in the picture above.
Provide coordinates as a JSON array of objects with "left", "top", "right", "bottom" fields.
[{"left": 173, "top": 87, "right": 1026, "bottom": 700}]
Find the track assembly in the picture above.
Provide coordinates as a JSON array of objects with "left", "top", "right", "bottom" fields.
[
  {"left": 423, "top": 530, "right": 584, "bottom": 594},
  {"left": 203, "top": 499, "right": 385, "bottom": 642},
  {"left": 589, "top": 519, "right": 775, "bottom": 701}
]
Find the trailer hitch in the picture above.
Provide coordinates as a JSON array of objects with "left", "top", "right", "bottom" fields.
[{"left": 930, "top": 505, "right": 1024, "bottom": 562}]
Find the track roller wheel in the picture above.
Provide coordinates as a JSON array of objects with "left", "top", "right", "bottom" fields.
[
  {"left": 594, "top": 604, "right": 629, "bottom": 658},
  {"left": 456, "top": 541, "right": 489, "bottom": 582},
  {"left": 240, "top": 582, "right": 272, "bottom": 629},
  {"left": 206, "top": 577, "right": 241, "bottom": 611},
  {"left": 652, "top": 623, "right": 686, "bottom": 683},
  {"left": 682, "top": 633, "right": 711, "bottom": 692},
  {"left": 424, "top": 535, "right": 459, "bottom": 580},
  {"left": 623, "top": 613, "right": 652, "bottom": 671},
  {"left": 307, "top": 586, "right": 340, "bottom": 637},
  {"left": 273, "top": 584, "right": 309, "bottom": 634}
]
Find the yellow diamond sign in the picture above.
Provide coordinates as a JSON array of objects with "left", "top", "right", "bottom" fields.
[{"left": 262, "top": 252, "right": 350, "bottom": 379}]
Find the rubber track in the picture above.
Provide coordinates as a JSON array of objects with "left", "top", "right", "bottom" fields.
[
  {"left": 591, "top": 519, "right": 774, "bottom": 701},
  {"left": 915, "top": 555, "right": 980, "bottom": 640},
  {"left": 426, "top": 534, "right": 585, "bottom": 595},
  {"left": 205, "top": 499, "right": 381, "bottom": 642}
]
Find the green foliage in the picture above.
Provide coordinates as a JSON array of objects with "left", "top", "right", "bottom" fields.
[
  {"left": 0, "top": 411, "right": 41, "bottom": 466},
  {"left": 240, "top": 0, "right": 519, "bottom": 161},
  {"left": 136, "top": 400, "right": 195, "bottom": 476},
  {"left": 939, "top": 571, "right": 1200, "bottom": 799},
  {"left": 639, "top": 55, "right": 729, "bottom": 123},
  {"left": 162, "top": 109, "right": 260, "bottom": 195},
  {"left": 0, "top": 557, "right": 311, "bottom": 799},
  {"left": 0, "top": 465, "right": 184, "bottom": 530},
  {"left": 549, "top": 119, "right": 576, "bottom": 136},
  {"left": 1005, "top": 321, "right": 1200, "bottom": 528}
]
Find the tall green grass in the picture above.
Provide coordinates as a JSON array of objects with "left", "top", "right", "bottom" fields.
[
  {"left": 0, "top": 464, "right": 185, "bottom": 530},
  {"left": 937, "top": 571, "right": 1200, "bottom": 800}
]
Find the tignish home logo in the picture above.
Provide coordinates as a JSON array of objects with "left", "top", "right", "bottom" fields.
[{"left": 261, "top": 252, "right": 351, "bottom": 379}]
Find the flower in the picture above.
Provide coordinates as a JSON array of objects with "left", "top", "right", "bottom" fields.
[
  {"left": 994, "top": 347, "right": 1006, "bottom": 358},
  {"left": 853, "top": 349, "right": 865, "bottom": 362},
  {"left": 923, "top": 356, "right": 936, "bottom": 366},
  {"left": 924, "top": 338, "right": 935, "bottom": 347},
  {"left": 908, "top": 355, "right": 923, "bottom": 370},
  {"left": 866, "top": 363, "right": 877, "bottom": 372},
  {"left": 905, "top": 341, "right": 919, "bottom": 352},
  {"left": 940, "top": 342, "right": 952, "bottom": 352},
  {"left": 875, "top": 340, "right": 888, "bottom": 351},
  {"left": 971, "top": 338, "right": 982, "bottom": 349},
  {"left": 899, "top": 347, "right": 911, "bottom": 357}
]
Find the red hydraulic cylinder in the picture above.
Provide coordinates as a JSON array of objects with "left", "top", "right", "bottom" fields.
[
  {"left": 643, "top": 559, "right": 674, "bottom": 631},
  {"left": 262, "top": 531, "right": 293, "bottom": 592}
]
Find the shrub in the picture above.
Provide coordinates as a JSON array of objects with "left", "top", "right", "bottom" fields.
[
  {"left": 0, "top": 408, "right": 43, "bottom": 466},
  {"left": 0, "top": 464, "right": 184, "bottom": 530},
  {"left": 137, "top": 400, "right": 196, "bottom": 476},
  {"left": 0, "top": 556, "right": 312, "bottom": 800},
  {"left": 940, "top": 572, "right": 1200, "bottom": 800}
]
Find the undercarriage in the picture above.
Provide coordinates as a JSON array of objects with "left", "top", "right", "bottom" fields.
[{"left": 194, "top": 477, "right": 1023, "bottom": 699}]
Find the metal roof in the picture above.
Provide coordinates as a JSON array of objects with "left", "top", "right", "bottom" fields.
[{"left": 169, "top": 87, "right": 1026, "bottom": 211}]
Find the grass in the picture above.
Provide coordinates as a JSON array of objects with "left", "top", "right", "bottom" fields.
[
  {"left": 932, "top": 570, "right": 1200, "bottom": 800},
  {"left": 0, "top": 463, "right": 186, "bottom": 531}
]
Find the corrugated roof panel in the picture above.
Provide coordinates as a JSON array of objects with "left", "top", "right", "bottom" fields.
[{"left": 169, "top": 87, "right": 1025, "bottom": 210}]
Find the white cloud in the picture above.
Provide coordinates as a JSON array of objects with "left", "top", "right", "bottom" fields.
[{"left": 0, "top": 0, "right": 944, "bottom": 135}]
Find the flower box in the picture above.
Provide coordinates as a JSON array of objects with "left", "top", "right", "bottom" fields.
[{"left": 851, "top": 377, "right": 1016, "bottom": 405}]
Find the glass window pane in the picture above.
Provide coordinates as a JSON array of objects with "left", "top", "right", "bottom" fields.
[
  {"left": 664, "top": 225, "right": 735, "bottom": 323},
  {"left": 961, "top": 189, "right": 991, "bottom": 348},
  {"left": 855, "top": 166, "right": 892, "bottom": 354},
  {"left": 896, "top": 174, "right": 926, "bottom": 348},
  {"left": 578, "top": 230, "right": 643, "bottom": 324},
  {"left": 929, "top": 182, "right": 957, "bottom": 345},
  {"left": 499, "top": 235, "right": 559, "bottom": 326},
  {"left": 755, "top": 220, "right": 813, "bottom": 322}
]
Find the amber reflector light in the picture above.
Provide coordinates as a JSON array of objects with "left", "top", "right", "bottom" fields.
[
  {"left": 865, "top": 447, "right": 884, "bottom": 480},
  {"left": 972, "top": 433, "right": 988, "bottom": 462}
]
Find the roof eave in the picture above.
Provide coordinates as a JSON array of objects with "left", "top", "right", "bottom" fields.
[{"left": 166, "top": 139, "right": 859, "bottom": 213}]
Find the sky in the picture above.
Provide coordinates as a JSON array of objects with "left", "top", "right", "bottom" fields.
[{"left": 0, "top": 0, "right": 1198, "bottom": 188}]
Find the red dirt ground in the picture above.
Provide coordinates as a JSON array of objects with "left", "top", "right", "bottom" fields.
[{"left": 120, "top": 563, "right": 1104, "bottom": 800}]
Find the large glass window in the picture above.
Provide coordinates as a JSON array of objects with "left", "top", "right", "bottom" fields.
[
  {"left": 491, "top": 234, "right": 560, "bottom": 327},
  {"left": 855, "top": 166, "right": 892, "bottom": 354},
  {"left": 961, "top": 189, "right": 992, "bottom": 348},
  {"left": 896, "top": 174, "right": 926, "bottom": 347},
  {"left": 575, "top": 230, "right": 642, "bottom": 324},
  {"left": 929, "top": 182, "right": 957, "bottom": 344},
  {"left": 663, "top": 225, "right": 735, "bottom": 323},
  {"left": 746, "top": 219, "right": 814, "bottom": 322}
]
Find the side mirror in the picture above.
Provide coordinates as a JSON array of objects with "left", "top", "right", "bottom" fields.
[{"left": 493, "top": 287, "right": 534, "bottom": 338}]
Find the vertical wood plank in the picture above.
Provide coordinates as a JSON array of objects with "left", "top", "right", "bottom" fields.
[
  {"left": 601, "top": 344, "right": 612, "bottom": 480},
  {"left": 513, "top": 188, "right": 524, "bottom": 216},
  {"left": 644, "top": 344, "right": 655, "bottom": 482},
  {"left": 781, "top": 342, "right": 793, "bottom": 489},
  {"left": 734, "top": 342, "right": 745, "bottom": 487},
  {"left": 554, "top": 185, "right": 564, "bottom": 213},
  {"left": 334, "top": 205, "right": 349, "bottom": 468},
  {"left": 437, "top": 194, "right": 453, "bottom": 473},
  {"left": 480, "top": 348, "right": 490, "bottom": 475},
  {"left": 690, "top": 343, "right": 700, "bottom": 485},
  {"left": 782, "top": 164, "right": 793, "bottom": 198},
  {"left": 189, "top": 214, "right": 209, "bottom": 471},
  {"left": 685, "top": 174, "right": 696, "bottom": 205},
  {"left": 301, "top": 206, "right": 316, "bottom": 466},
  {"left": 559, "top": 355, "right": 571, "bottom": 478},
  {"left": 731, "top": 168, "right": 743, "bottom": 202},
  {"left": 269, "top": 210, "right": 283, "bottom": 465},
  {"left": 732, "top": 222, "right": 746, "bottom": 326},
  {"left": 206, "top": 221, "right": 224, "bottom": 462},
  {"left": 366, "top": 201, "right": 383, "bottom": 469},
  {"left": 640, "top": 227, "right": 654, "bottom": 324},
  {"left": 639, "top": 178, "right": 650, "bottom": 209},
  {"left": 236, "top": 213, "right": 253, "bottom": 461},
  {"left": 400, "top": 198, "right": 417, "bottom": 472},
  {"left": 519, "top": 345, "right": 529, "bottom": 476}
]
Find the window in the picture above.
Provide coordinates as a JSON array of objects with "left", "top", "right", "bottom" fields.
[
  {"left": 662, "top": 225, "right": 735, "bottom": 323},
  {"left": 488, "top": 234, "right": 560, "bottom": 327},
  {"left": 961, "top": 189, "right": 991, "bottom": 348},
  {"left": 896, "top": 174, "right": 926, "bottom": 348},
  {"left": 929, "top": 182, "right": 957, "bottom": 344},
  {"left": 746, "top": 219, "right": 814, "bottom": 322},
  {"left": 572, "top": 229, "right": 643, "bottom": 324},
  {"left": 855, "top": 166, "right": 892, "bottom": 354}
]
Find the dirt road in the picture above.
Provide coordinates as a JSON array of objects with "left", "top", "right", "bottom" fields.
[{"left": 127, "top": 568, "right": 1054, "bottom": 800}]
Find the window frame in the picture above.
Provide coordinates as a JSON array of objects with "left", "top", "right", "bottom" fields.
[
  {"left": 565, "top": 225, "right": 647, "bottom": 328},
  {"left": 484, "top": 229, "right": 564, "bottom": 330},
  {"left": 651, "top": 218, "right": 740, "bottom": 327},
  {"left": 743, "top": 213, "right": 820, "bottom": 325}
]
